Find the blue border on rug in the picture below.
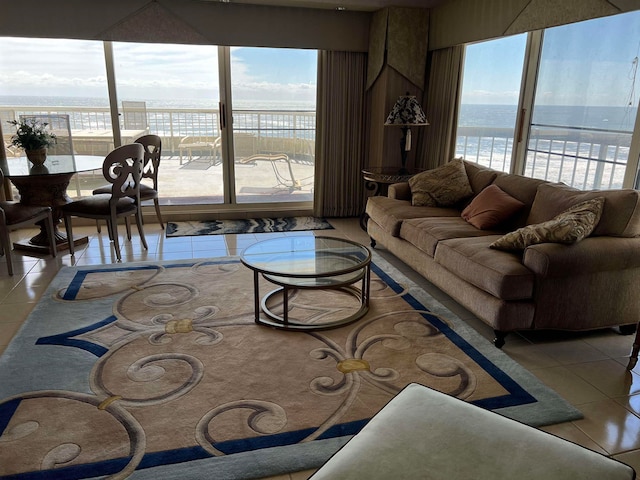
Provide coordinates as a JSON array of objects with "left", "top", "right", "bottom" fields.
[{"left": 4, "top": 257, "right": 539, "bottom": 479}]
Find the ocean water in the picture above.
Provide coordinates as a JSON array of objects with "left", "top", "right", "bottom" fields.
[
  {"left": 2, "top": 96, "right": 636, "bottom": 132},
  {"left": 459, "top": 104, "right": 638, "bottom": 132}
]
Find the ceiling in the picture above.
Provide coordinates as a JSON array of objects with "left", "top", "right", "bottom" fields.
[{"left": 202, "top": 0, "right": 449, "bottom": 12}]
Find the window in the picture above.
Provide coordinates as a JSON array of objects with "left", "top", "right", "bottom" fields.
[
  {"left": 456, "top": 34, "right": 527, "bottom": 172},
  {"left": 230, "top": 47, "right": 316, "bottom": 204},
  {"left": 525, "top": 12, "right": 640, "bottom": 189},
  {"left": 0, "top": 39, "right": 317, "bottom": 207},
  {"left": 456, "top": 10, "right": 640, "bottom": 191}
]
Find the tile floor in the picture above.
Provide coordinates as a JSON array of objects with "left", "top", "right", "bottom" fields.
[{"left": 1, "top": 217, "right": 639, "bottom": 478}]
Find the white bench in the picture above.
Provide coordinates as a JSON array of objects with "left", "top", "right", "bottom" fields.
[{"left": 311, "top": 383, "right": 636, "bottom": 480}]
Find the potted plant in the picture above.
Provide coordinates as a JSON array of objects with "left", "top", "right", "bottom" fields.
[{"left": 7, "top": 118, "right": 57, "bottom": 166}]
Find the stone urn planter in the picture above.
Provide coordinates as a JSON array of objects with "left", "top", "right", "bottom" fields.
[{"left": 25, "top": 147, "right": 48, "bottom": 167}]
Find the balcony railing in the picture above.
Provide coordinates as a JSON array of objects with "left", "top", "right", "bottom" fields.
[
  {"left": 1, "top": 105, "right": 317, "bottom": 204},
  {"left": 456, "top": 125, "right": 633, "bottom": 190}
]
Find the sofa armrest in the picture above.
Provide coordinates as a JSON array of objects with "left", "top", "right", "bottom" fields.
[
  {"left": 523, "top": 236, "right": 640, "bottom": 277},
  {"left": 388, "top": 182, "right": 411, "bottom": 200}
]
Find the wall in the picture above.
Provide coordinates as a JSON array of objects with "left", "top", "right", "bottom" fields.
[{"left": 0, "top": 0, "right": 371, "bottom": 52}]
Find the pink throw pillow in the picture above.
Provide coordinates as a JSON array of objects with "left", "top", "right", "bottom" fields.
[{"left": 461, "top": 185, "right": 525, "bottom": 230}]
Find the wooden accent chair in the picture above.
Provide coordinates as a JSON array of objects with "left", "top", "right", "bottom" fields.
[
  {"left": 62, "top": 143, "right": 148, "bottom": 262},
  {"left": 0, "top": 168, "right": 57, "bottom": 275},
  {"left": 94, "top": 135, "right": 164, "bottom": 229}
]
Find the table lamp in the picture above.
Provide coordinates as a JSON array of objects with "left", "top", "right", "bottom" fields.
[{"left": 384, "top": 93, "right": 429, "bottom": 174}]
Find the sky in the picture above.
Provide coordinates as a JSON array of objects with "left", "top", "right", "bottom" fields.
[
  {"left": 1, "top": 9, "right": 639, "bottom": 109},
  {"left": 460, "top": 9, "right": 640, "bottom": 108},
  {"left": 0, "top": 39, "right": 318, "bottom": 107}
]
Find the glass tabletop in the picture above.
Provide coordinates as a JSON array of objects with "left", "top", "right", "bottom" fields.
[
  {"left": 240, "top": 236, "right": 371, "bottom": 279},
  {"left": 2, "top": 155, "right": 104, "bottom": 177}
]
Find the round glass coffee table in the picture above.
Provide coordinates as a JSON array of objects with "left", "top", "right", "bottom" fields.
[{"left": 240, "top": 236, "right": 371, "bottom": 331}]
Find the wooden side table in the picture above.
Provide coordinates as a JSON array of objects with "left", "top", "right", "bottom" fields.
[{"left": 360, "top": 166, "right": 423, "bottom": 231}]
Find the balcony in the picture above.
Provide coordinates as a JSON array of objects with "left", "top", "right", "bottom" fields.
[{"left": 1, "top": 105, "right": 316, "bottom": 206}]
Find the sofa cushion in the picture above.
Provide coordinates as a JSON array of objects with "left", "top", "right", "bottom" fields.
[
  {"left": 491, "top": 197, "right": 605, "bottom": 251},
  {"left": 461, "top": 185, "right": 526, "bottom": 230},
  {"left": 400, "top": 217, "right": 500, "bottom": 257},
  {"left": 408, "top": 158, "right": 473, "bottom": 207},
  {"left": 491, "top": 173, "right": 549, "bottom": 229},
  {"left": 435, "top": 236, "right": 535, "bottom": 300},
  {"left": 527, "top": 183, "right": 640, "bottom": 237},
  {"left": 366, "top": 196, "right": 460, "bottom": 237}
]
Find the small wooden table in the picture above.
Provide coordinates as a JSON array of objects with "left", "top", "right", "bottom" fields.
[
  {"left": 360, "top": 166, "right": 423, "bottom": 230},
  {"left": 3, "top": 154, "right": 104, "bottom": 253}
]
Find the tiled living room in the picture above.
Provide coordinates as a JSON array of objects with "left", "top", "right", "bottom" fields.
[{"left": 1, "top": 217, "right": 639, "bottom": 478}]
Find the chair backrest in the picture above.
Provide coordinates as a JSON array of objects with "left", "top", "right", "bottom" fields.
[
  {"left": 122, "top": 101, "right": 148, "bottom": 130},
  {"left": 135, "top": 134, "right": 162, "bottom": 188},
  {"left": 102, "top": 143, "right": 144, "bottom": 204},
  {"left": 19, "top": 114, "right": 74, "bottom": 156}
]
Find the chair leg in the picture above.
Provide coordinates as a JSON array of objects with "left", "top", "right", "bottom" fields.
[
  {"left": 45, "top": 212, "right": 57, "bottom": 258},
  {"left": 135, "top": 210, "right": 148, "bottom": 250},
  {"left": 0, "top": 226, "right": 14, "bottom": 275},
  {"left": 125, "top": 217, "right": 132, "bottom": 241},
  {"left": 110, "top": 218, "right": 122, "bottom": 262},
  {"left": 64, "top": 215, "right": 76, "bottom": 257},
  {"left": 153, "top": 199, "right": 164, "bottom": 230},
  {"left": 96, "top": 220, "right": 102, "bottom": 234}
]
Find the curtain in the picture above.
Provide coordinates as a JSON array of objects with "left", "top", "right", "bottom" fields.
[
  {"left": 416, "top": 45, "right": 464, "bottom": 170},
  {"left": 314, "top": 51, "right": 368, "bottom": 217}
]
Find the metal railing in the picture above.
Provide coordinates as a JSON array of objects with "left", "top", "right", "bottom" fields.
[
  {"left": 1, "top": 105, "right": 316, "bottom": 160},
  {"left": 456, "top": 125, "right": 633, "bottom": 190}
]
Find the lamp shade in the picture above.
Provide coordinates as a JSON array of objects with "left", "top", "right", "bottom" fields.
[{"left": 384, "top": 94, "right": 429, "bottom": 126}]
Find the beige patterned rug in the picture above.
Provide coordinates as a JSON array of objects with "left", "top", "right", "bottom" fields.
[{"left": 0, "top": 253, "right": 580, "bottom": 479}]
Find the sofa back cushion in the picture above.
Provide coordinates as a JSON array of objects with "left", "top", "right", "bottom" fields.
[
  {"left": 491, "top": 173, "right": 549, "bottom": 229},
  {"left": 463, "top": 161, "right": 498, "bottom": 195},
  {"left": 528, "top": 183, "right": 640, "bottom": 237}
]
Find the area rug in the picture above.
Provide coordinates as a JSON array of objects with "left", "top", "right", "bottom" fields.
[
  {"left": 0, "top": 252, "right": 581, "bottom": 479},
  {"left": 166, "top": 216, "right": 334, "bottom": 237}
]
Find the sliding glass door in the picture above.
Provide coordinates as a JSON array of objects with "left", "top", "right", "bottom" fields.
[
  {"left": 111, "top": 41, "right": 223, "bottom": 204},
  {"left": 0, "top": 38, "right": 317, "bottom": 206},
  {"left": 229, "top": 47, "right": 317, "bottom": 204}
]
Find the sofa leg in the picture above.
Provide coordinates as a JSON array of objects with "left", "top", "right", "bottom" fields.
[
  {"left": 619, "top": 324, "right": 637, "bottom": 335},
  {"left": 370, "top": 237, "right": 376, "bottom": 248},
  {"left": 493, "top": 330, "right": 508, "bottom": 348}
]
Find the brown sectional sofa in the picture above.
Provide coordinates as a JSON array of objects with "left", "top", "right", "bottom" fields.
[{"left": 365, "top": 160, "right": 640, "bottom": 347}]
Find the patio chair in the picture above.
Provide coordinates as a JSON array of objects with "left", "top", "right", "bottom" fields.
[
  {"left": 238, "top": 153, "right": 301, "bottom": 191},
  {"left": 62, "top": 143, "right": 148, "bottom": 262},
  {"left": 0, "top": 168, "right": 57, "bottom": 275},
  {"left": 122, "top": 101, "right": 149, "bottom": 132},
  {"left": 178, "top": 136, "right": 221, "bottom": 166},
  {"left": 93, "top": 134, "right": 164, "bottom": 230}
]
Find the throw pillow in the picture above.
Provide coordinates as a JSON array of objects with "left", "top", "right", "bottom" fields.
[
  {"left": 490, "top": 197, "right": 605, "bottom": 251},
  {"left": 408, "top": 158, "right": 473, "bottom": 207},
  {"left": 461, "top": 185, "right": 525, "bottom": 230}
]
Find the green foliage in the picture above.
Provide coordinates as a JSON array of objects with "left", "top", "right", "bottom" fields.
[{"left": 8, "top": 118, "right": 57, "bottom": 150}]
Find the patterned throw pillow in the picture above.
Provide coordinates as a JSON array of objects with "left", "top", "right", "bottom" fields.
[
  {"left": 490, "top": 197, "right": 605, "bottom": 251},
  {"left": 408, "top": 158, "right": 473, "bottom": 207},
  {"left": 461, "top": 184, "right": 525, "bottom": 230}
]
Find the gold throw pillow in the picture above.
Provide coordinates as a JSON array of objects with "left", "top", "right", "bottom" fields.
[
  {"left": 490, "top": 197, "right": 605, "bottom": 251},
  {"left": 408, "top": 158, "right": 473, "bottom": 207}
]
